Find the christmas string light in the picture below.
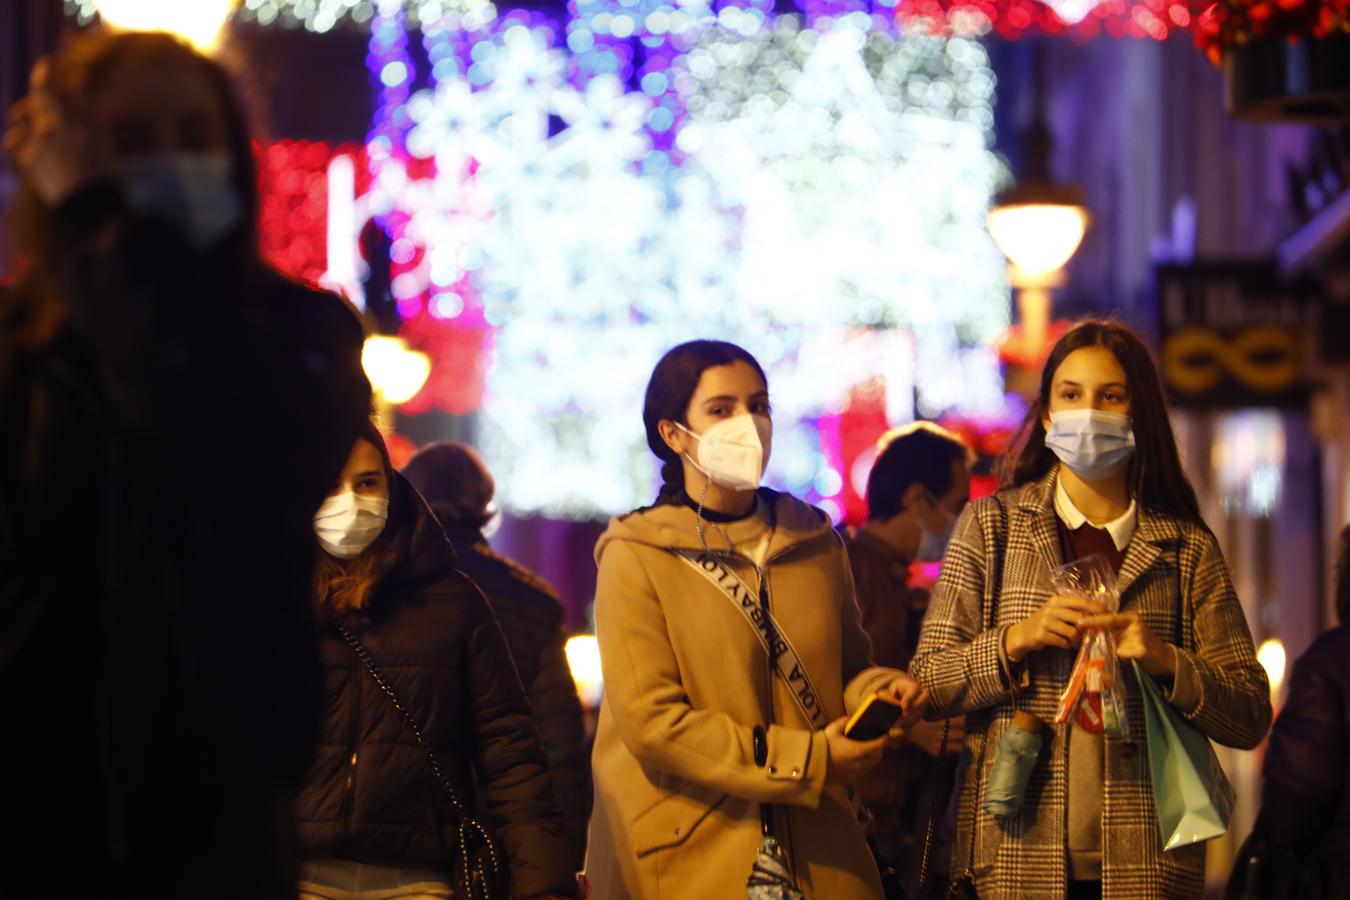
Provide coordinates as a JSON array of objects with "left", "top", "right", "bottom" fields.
[
  {"left": 895, "top": 0, "right": 1195, "bottom": 41},
  {"left": 63, "top": 0, "right": 1018, "bottom": 521},
  {"left": 366, "top": 6, "right": 1009, "bottom": 517}
]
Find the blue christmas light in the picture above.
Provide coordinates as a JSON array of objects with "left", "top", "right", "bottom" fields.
[{"left": 351, "top": 0, "right": 1010, "bottom": 518}]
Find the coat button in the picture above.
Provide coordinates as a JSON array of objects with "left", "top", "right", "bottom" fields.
[
  {"left": 674, "top": 827, "right": 682, "bottom": 836},
  {"left": 791, "top": 768, "right": 800, "bottom": 777},
  {"left": 769, "top": 766, "right": 778, "bottom": 774}
]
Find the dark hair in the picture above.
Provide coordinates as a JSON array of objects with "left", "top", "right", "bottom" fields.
[
  {"left": 643, "top": 340, "right": 768, "bottom": 502},
  {"left": 4, "top": 30, "right": 262, "bottom": 343},
  {"left": 867, "top": 422, "right": 972, "bottom": 521},
  {"left": 401, "top": 441, "right": 495, "bottom": 531},
  {"left": 1337, "top": 524, "right": 1350, "bottom": 625},
  {"left": 312, "top": 420, "right": 412, "bottom": 616},
  {"left": 998, "top": 319, "right": 1204, "bottom": 525}
]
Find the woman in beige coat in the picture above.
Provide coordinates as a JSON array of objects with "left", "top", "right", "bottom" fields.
[{"left": 585, "top": 340, "right": 927, "bottom": 900}]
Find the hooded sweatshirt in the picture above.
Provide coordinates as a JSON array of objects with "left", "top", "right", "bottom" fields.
[{"left": 584, "top": 489, "right": 902, "bottom": 900}]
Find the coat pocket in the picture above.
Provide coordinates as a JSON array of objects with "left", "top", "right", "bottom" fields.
[{"left": 630, "top": 781, "right": 728, "bottom": 857}]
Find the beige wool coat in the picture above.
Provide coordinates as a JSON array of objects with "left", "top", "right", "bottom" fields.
[
  {"left": 911, "top": 468, "right": 1272, "bottom": 899},
  {"left": 584, "top": 490, "right": 902, "bottom": 900}
]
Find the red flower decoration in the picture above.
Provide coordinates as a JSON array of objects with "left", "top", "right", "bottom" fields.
[{"left": 1193, "top": 0, "right": 1350, "bottom": 63}]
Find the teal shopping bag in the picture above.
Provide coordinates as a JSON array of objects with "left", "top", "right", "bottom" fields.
[{"left": 1133, "top": 661, "right": 1236, "bottom": 850}]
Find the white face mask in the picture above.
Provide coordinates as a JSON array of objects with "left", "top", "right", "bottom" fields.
[
  {"left": 314, "top": 490, "right": 389, "bottom": 559},
  {"left": 116, "top": 151, "right": 243, "bottom": 248},
  {"left": 1044, "top": 409, "right": 1137, "bottom": 481},
  {"left": 677, "top": 413, "right": 772, "bottom": 492}
]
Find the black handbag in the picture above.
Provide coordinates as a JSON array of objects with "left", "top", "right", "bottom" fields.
[
  {"left": 337, "top": 623, "right": 509, "bottom": 900},
  {"left": 913, "top": 717, "right": 975, "bottom": 900},
  {"left": 917, "top": 499, "right": 1012, "bottom": 900}
]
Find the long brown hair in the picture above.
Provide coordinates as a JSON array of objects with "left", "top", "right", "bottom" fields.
[
  {"left": 3, "top": 30, "right": 262, "bottom": 346},
  {"left": 998, "top": 319, "right": 1205, "bottom": 525},
  {"left": 312, "top": 421, "right": 408, "bottom": 617}
]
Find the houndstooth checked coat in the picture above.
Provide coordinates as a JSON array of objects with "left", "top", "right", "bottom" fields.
[{"left": 911, "top": 468, "right": 1271, "bottom": 899}]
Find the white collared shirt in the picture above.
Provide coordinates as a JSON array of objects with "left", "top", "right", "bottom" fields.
[{"left": 1054, "top": 476, "right": 1138, "bottom": 551}]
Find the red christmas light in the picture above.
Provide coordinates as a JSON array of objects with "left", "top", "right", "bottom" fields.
[
  {"left": 819, "top": 377, "right": 892, "bottom": 526},
  {"left": 895, "top": 0, "right": 1198, "bottom": 40},
  {"left": 255, "top": 139, "right": 370, "bottom": 287},
  {"left": 397, "top": 303, "right": 492, "bottom": 416},
  {"left": 254, "top": 139, "right": 492, "bottom": 416},
  {"left": 1192, "top": 0, "right": 1350, "bottom": 63}
]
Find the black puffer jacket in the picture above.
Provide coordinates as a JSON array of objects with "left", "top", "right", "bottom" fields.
[
  {"left": 1229, "top": 623, "right": 1350, "bottom": 899},
  {"left": 1261, "top": 625, "right": 1350, "bottom": 857},
  {"left": 0, "top": 185, "right": 370, "bottom": 898},
  {"left": 439, "top": 520, "right": 592, "bottom": 868},
  {"left": 297, "top": 476, "right": 577, "bottom": 899}
]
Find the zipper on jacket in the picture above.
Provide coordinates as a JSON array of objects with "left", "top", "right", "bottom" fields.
[
  {"left": 340, "top": 659, "right": 362, "bottom": 845},
  {"left": 756, "top": 565, "right": 777, "bottom": 673}
]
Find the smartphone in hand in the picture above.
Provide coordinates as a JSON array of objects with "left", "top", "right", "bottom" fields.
[{"left": 843, "top": 693, "right": 905, "bottom": 741}]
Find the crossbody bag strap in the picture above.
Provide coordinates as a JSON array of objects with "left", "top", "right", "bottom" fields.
[
  {"left": 669, "top": 549, "right": 831, "bottom": 731},
  {"left": 336, "top": 622, "right": 466, "bottom": 811}
]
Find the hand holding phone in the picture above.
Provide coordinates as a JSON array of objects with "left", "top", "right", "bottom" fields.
[{"left": 842, "top": 693, "right": 905, "bottom": 741}]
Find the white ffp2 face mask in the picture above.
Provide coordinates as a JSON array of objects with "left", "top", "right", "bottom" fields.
[
  {"left": 678, "top": 413, "right": 772, "bottom": 492},
  {"left": 314, "top": 490, "right": 389, "bottom": 559},
  {"left": 1044, "top": 409, "right": 1137, "bottom": 481},
  {"left": 116, "top": 151, "right": 243, "bottom": 248}
]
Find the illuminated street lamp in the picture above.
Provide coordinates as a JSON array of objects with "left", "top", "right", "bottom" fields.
[
  {"left": 362, "top": 334, "right": 431, "bottom": 428},
  {"left": 564, "top": 634, "right": 604, "bottom": 708},
  {"left": 988, "top": 193, "right": 1089, "bottom": 287},
  {"left": 1257, "top": 638, "right": 1287, "bottom": 698},
  {"left": 991, "top": 44, "right": 1089, "bottom": 389},
  {"left": 93, "top": 0, "right": 238, "bottom": 52}
]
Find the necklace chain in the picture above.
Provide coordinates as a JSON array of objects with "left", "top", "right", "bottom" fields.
[{"left": 694, "top": 475, "right": 738, "bottom": 558}]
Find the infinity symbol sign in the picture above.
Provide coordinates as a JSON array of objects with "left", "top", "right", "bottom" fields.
[{"left": 1161, "top": 326, "right": 1301, "bottom": 394}]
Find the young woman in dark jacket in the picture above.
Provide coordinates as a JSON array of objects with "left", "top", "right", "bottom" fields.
[
  {"left": 297, "top": 422, "right": 576, "bottom": 900},
  {"left": 403, "top": 441, "right": 592, "bottom": 869}
]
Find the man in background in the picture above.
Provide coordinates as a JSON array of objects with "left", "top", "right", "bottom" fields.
[
  {"left": 404, "top": 442, "right": 591, "bottom": 868},
  {"left": 839, "top": 422, "right": 974, "bottom": 896}
]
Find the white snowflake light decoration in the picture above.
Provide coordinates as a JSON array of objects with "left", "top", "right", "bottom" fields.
[
  {"left": 63, "top": 0, "right": 496, "bottom": 31},
  {"left": 369, "top": 3, "right": 1010, "bottom": 519}
]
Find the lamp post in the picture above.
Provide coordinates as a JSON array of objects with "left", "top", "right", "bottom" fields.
[
  {"left": 362, "top": 334, "right": 431, "bottom": 431},
  {"left": 990, "top": 43, "right": 1089, "bottom": 395},
  {"left": 92, "top": 0, "right": 238, "bottom": 52}
]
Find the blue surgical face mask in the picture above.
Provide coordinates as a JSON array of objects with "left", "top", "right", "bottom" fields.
[
  {"left": 117, "top": 151, "right": 242, "bottom": 248},
  {"left": 915, "top": 493, "right": 957, "bottom": 563},
  {"left": 1044, "top": 409, "right": 1137, "bottom": 481}
]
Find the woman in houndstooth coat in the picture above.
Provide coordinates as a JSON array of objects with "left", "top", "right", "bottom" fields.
[{"left": 912, "top": 321, "right": 1271, "bottom": 900}]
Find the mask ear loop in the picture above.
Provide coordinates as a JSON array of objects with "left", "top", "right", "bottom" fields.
[{"left": 926, "top": 489, "right": 957, "bottom": 532}]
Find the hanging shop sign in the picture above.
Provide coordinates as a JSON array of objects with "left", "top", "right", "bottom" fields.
[{"left": 1157, "top": 261, "right": 1321, "bottom": 409}]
